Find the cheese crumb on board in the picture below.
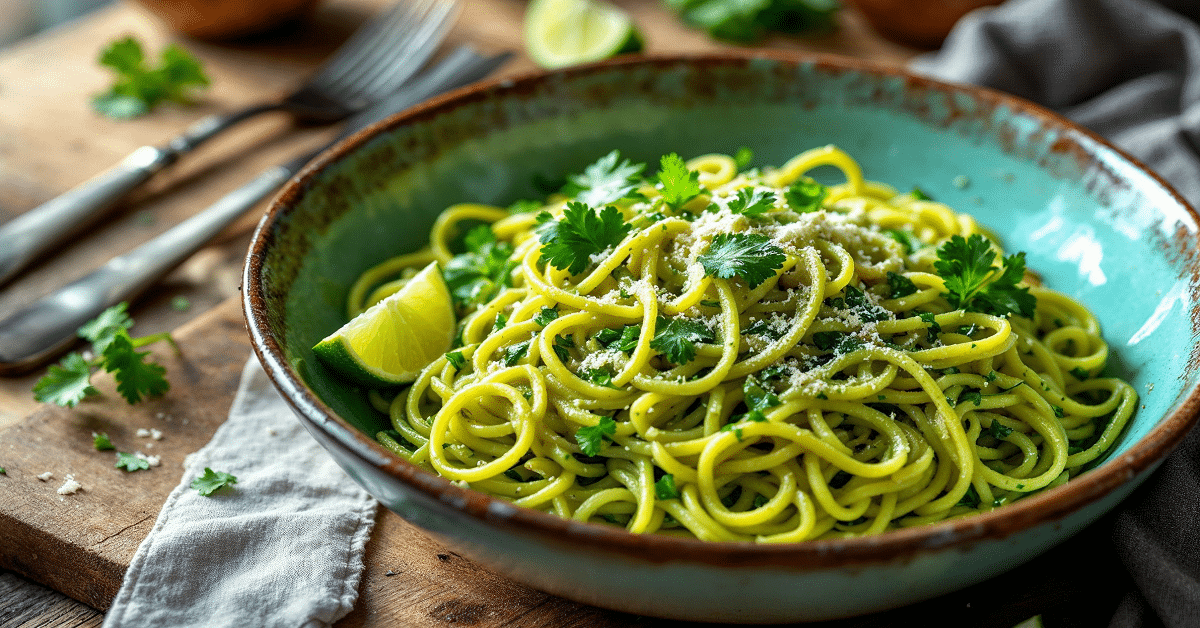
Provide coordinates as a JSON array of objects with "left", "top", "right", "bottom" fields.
[
  {"left": 57, "top": 475, "right": 81, "bottom": 495},
  {"left": 37, "top": 472, "right": 53, "bottom": 481}
]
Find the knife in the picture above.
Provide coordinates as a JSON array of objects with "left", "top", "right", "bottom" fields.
[{"left": 0, "top": 46, "right": 509, "bottom": 374}]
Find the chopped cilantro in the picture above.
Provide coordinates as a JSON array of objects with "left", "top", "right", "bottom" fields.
[
  {"left": 987, "top": 420, "right": 1013, "bottom": 440},
  {"left": 654, "top": 474, "right": 681, "bottom": 500},
  {"left": 503, "top": 341, "right": 530, "bottom": 367},
  {"left": 985, "top": 370, "right": 999, "bottom": 383},
  {"left": 191, "top": 467, "right": 238, "bottom": 496},
  {"left": 552, "top": 335, "right": 575, "bottom": 362},
  {"left": 958, "top": 388, "right": 982, "bottom": 407},
  {"left": 93, "top": 432, "right": 115, "bottom": 451},
  {"left": 494, "top": 313, "right": 508, "bottom": 330},
  {"left": 885, "top": 229, "right": 922, "bottom": 255},
  {"left": 445, "top": 351, "right": 466, "bottom": 371},
  {"left": 534, "top": 307, "right": 560, "bottom": 326},
  {"left": 650, "top": 316, "right": 715, "bottom": 365},
  {"left": 933, "top": 234, "right": 1036, "bottom": 318},
  {"left": 957, "top": 484, "right": 981, "bottom": 508},
  {"left": 578, "top": 367, "right": 618, "bottom": 388},
  {"left": 759, "top": 364, "right": 788, "bottom": 381},
  {"left": 743, "top": 318, "right": 784, "bottom": 340},
  {"left": 910, "top": 187, "right": 933, "bottom": 201},
  {"left": 784, "top": 176, "right": 827, "bottom": 213},
  {"left": 115, "top": 452, "right": 150, "bottom": 472},
  {"left": 93, "top": 36, "right": 209, "bottom": 119},
  {"left": 1052, "top": 405, "right": 1065, "bottom": 418},
  {"left": 576, "top": 416, "right": 617, "bottom": 456},
  {"left": 442, "top": 226, "right": 517, "bottom": 310},
  {"left": 727, "top": 187, "right": 776, "bottom": 217},
  {"left": 1070, "top": 367, "right": 1090, "bottom": 380},
  {"left": 812, "top": 331, "right": 861, "bottom": 353},
  {"left": 657, "top": 153, "right": 702, "bottom": 209},
  {"left": 596, "top": 325, "right": 641, "bottom": 352},
  {"left": 886, "top": 271, "right": 918, "bottom": 298},
  {"left": 918, "top": 312, "right": 941, "bottom": 340},
  {"left": 536, "top": 203, "right": 632, "bottom": 275},
  {"left": 698, "top": 233, "right": 786, "bottom": 288},
  {"left": 719, "top": 423, "right": 744, "bottom": 440},
  {"left": 699, "top": 299, "right": 720, "bottom": 308},
  {"left": 752, "top": 493, "right": 769, "bottom": 508},
  {"left": 562, "top": 150, "right": 645, "bottom": 207}
]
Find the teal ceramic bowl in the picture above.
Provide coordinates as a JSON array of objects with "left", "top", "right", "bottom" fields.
[{"left": 243, "top": 52, "right": 1200, "bottom": 623}]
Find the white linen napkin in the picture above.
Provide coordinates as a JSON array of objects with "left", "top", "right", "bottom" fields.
[{"left": 102, "top": 357, "right": 378, "bottom": 628}]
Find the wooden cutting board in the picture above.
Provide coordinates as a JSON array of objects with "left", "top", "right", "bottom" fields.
[{"left": 2, "top": 1, "right": 1121, "bottom": 626}]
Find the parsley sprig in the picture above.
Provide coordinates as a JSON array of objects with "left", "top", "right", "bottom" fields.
[
  {"left": 536, "top": 202, "right": 632, "bottom": 275},
  {"left": 650, "top": 316, "right": 715, "bottom": 365},
  {"left": 442, "top": 225, "right": 518, "bottom": 311},
  {"left": 575, "top": 416, "right": 617, "bottom": 456},
  {"left": 698, "top": 233, "right": 786, "bottom": 288},
  {"left": 93, "top": 36, "right": 209, "bottom": 119},
  {"left": 33, "top": 303, "right": 175, "bottom": 407},
  {"left": 934, "top": 234, "right": 1036, "bottom": 318}
]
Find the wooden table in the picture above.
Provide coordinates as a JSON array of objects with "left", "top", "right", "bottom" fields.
[{"left": 0, "top": 1, "right": 1136, "bottom": 626}]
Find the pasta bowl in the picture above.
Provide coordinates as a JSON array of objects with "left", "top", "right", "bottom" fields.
[{"left": 243, "top": 52, "right": 1200, "bottom": 623}]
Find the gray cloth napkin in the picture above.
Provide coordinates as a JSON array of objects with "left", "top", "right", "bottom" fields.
[
  {"left": 913, "top": 1, "right": 1200, "bottom": 627},
  {"left": 102, "top": 357, "right": 378, "bottom": 628}
]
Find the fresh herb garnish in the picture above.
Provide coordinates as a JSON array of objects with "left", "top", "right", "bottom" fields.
[
  {"left": 698, "top": 233, "right": 786, "bottom": 288},
  {"left": 552, "top": 335, "right": 575, "bottom": 362},
  {"left": 442, "top": 225, "right": 517, "bottom": 310},
  {"left": 784, "top": 176, "right": 827, "bottom": 213},
  {"left": 191, "top": 467, "right": 238, "bottom": 496},
  {"left": 562, "top": 150, "right": 645, "bottom": 208},
  {"left": 1070, "top": 367, "right": 1090, "bottom": 380},
  {"left": 579, "top": 367, "right": 618, "bottom": 388},
  {"left": 575, "top": 416, "right": 617, "bottom": 456},
  {"left": 812, "top": 331, "right": 863, "bottom": 354},
  {"left": 596, "top": 325, "right": 641, "bottom": 352},
  {"left": 655, "top": 474, "right": 682, "bottom": 500},
  {"left": 503, "top": 341, "right": 530, "bottom": 367},
  {"left": 536, "top": 202, "right": 632, "bottom": 275},
  {"left": 494, "top": 313, "right": 508, "bottom": 330},
  {"left": 886, "top": 229, "right": 922, "bottom": 254},
  {"left": 933, "top": 234, "right": 1036, "bottom": 318},
  {"left": 911, "top": 187, "right": 933, "bottom": 201},
  {"left": 115, "top": 452, "right": 150, "bottom": 472},
  {"left": 987, "top": 420, "right": 1013, "bottom": 440},
  {"left": 650, "top": 316, "right": 715, "bottom": 365},
  {"left": 958, "top": 387, "right": 983, "bottom": 407},
  {"left": 957, "top": 484, "right": 981, "bottom": 508},
  {"left": 727, "top": 187, "right": 776, "bottom": 217},
  {"left": 918, "top": 312, "right": 941, "bottom": 340},
  {"left": 93, "top": 432, "right": 115, "bottom": 451},
  {"left": 886, "top": 271, "right": 918, "bottom": 298},
  {"left": 445, "top": 351, "right": 466, "bottom": 371},
  {"left": 534, "top": 307, "right": 560, "bottom": 326},
  {"left": 657, "top": 153, "right": 702, "bottom": 209},
  {"left": 742, "top": 318, "right": 784, "bottom": 340},
  {"left": 93, "top": 36, "right": 209, "bottom": 119},
  {"left": 33, "top": 303, "right": 174, "bottom": 407}
]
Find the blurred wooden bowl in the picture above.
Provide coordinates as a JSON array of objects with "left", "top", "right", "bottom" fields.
[
  {"left": 847, "top": 0, "right": 1003, "bottom": 48},
  {"left": 134, "top": 0, "right": 322, "bottom": 40}
]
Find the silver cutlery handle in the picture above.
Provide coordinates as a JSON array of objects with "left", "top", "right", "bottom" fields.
[
  {"left": 0, "top": 164, "right": 295, "bottom": 374},
  {"left": 0, "top": 105, "right": 278, "bottom": 286}
]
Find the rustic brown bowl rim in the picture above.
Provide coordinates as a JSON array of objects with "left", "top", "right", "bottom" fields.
[{"left": 244, "top": 50, "right": 1200, "bottom": 568}]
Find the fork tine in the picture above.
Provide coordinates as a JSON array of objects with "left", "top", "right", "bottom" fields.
[
  {"left": 324, "top": 0, "right": 455, "bottom": 100},
  {"left": 344, "top": 1, "right": 461, "bottom": 102},
  {"left": 304, "top": 0, "right": 432, "bottom": 87}
]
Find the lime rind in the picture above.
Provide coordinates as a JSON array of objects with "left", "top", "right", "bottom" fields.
[{"left": 524, "top": 0, "right": 644, "bottom": 70}]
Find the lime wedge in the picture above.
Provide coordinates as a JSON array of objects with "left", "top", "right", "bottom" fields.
[
  {"left": 313, "top": 261, "right": 455, "bottom": 387},
  {"left": 524, "top": 0, "right": 644, "bottom": 70}
]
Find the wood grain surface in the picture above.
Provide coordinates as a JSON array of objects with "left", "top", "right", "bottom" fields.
[{"left": 3, "top": 0, "right": 1079, "bottom": 626}]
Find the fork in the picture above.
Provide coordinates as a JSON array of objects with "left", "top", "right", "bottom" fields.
[{"left": 0, "top": 0, "right": 459, "bottom": 287}]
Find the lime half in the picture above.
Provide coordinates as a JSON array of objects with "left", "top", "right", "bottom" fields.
[
  {"left": 524, "top": 0, "right": 644, "bottom": 70},
  {"left": 313, "top": 261, "right": 455, "bottom": 387}
]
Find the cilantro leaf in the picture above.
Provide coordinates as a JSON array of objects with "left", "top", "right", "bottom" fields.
[
  {"left": 742, "top": 376, "right": 780, "bottom": 415},
  {"left": 445, "top": 351, "right": 466, "bottom": 371},
  {"left": 698, "top": 233, "right": 786, "bottom": 288},
  {"left": 911, "top": 187, "right": 933, "bottom": 200},
  {"left": 563, "top": 150, "right": 645, "bottom": 208},
  {"left": 579, "top": 367, "right": 618, "bottom": 388},
  {"left": 784, "top": 176, "right": 827, "bottom": 213},
  {"left": 534, "top": 307, "right": 560, "bottom": 326},
  {"left": 93, "top": 432, "right": 115, "bottom": 451},
  {"left": 886, "top": 271, "right": 918, "bottom": 298},
  {"left": 743, "top": 318, "right": 784, "bottom": 340},
  {"left": 93, "top": 37, "right": 209, "bottom": 119},
  {"left": 657, "top": 153, "right": 702, "bottom": 209},
  {"left": 552, "top": 335, "right": 575, "bottom": 362},
  {"left": 1069, "top": 367, "right": 1090, "bottom": 380},
  {"left": 886, "top": 229, "right": 922, "bottom": 254},
  {"left": 78, "top": 302, "right": 133, "bottom": 354},
  {"left": 812, "top": 331, "right": 862, "bottom": 354},
  {"left": 503, "top": 341, "right": 530, "bottom": 367},
  {"left": 115, "top": 452, "right": 150, "bottom": 472},
  {"left": 596, "top": 325, "right": 640, "bottom": 352},
  {"left": 727, "top": 187, "right": 776, "bottom": 217},
  {"left": 442, "top": 228, "right": 517, "bottom": 311},
  {"left": 650, "top": 316, "right": 715, "bottom": 365},
  {"left": 33, "top": 353, "right": 97, "bottom": 408},
  {"left": 934, "top": 234, "right": 1036, "bottom": 318},
  {"left": 575, "top": 416, "right": 617, "bottom": 456},
  {"left": 655, "top": 474, "right": 681, "bottom": 500},
  {"left": 987, "top": 419, "right": 1013, "bottom": 440},
  {"left": 102, "top": 330, "right": 169, "bottom": 404},
  {"left": 191, "top": 467, "right": 238, "bottom": 496},
  {"left": 536, "top": 203, "right": 632, "bottom": 275},
  {"left": 918, "top": 312, "right": 942, "bottom": 341}
]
